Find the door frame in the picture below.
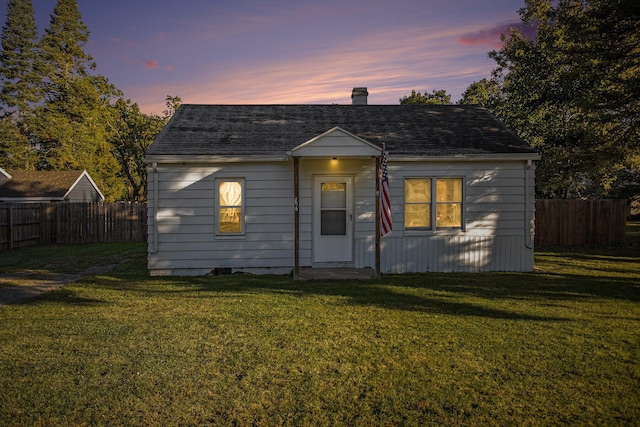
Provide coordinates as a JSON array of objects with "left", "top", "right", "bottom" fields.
[{"left": 312, "top": 175, "right": 355, "bottom": 265}]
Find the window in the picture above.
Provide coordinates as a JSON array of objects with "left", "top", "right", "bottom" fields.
[
  {"left": 404, "top": 178, "right": 463, "bottom": 230},
  {"left": 216, "top": 179, "right": 244, "bottom": 235},
  {"left": 320, "top": 181, "right": 347, "bottom": 235}
]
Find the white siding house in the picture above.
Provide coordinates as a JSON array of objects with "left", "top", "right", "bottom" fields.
[{"left": 144, "top": 90, "right": 539, "bottom": 276}]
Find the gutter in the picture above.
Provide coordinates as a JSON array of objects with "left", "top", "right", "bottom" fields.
[
  {"left": 143, "top": 154, "right": 289, "bottom": 164},
  {"left": 390, "top": 153, "right": 541, "bottom": 162},
  {"left": 151, "top": 162, "right": 159, "bottom": 254},
  {"left": 525, "top": 159, "right": 534, "bottom": 249}
]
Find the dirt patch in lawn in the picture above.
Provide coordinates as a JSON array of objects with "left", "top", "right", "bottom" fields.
[{"left": 0, "top": 262, "right": 127, "bottom": 307}]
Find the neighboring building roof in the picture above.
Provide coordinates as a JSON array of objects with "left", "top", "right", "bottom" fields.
[
  {"left": 145, "top": 104, "right": 538, "bottom": 159},
  {"left": 0, "top": 167, "right": 10, "bottom": 185},
  {"left": 0, "top": 170, "right": 105, "bottom": 202}
]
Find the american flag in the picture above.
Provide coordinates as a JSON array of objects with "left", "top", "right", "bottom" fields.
[{"left": 379, "top": 143, "right": 392, "bottom": 237}]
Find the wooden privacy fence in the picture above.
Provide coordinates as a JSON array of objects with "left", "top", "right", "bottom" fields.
[
  {"left": 0, "top": 200, "right": 628, "bottom": 250},
  {"left": 0, "top": 202, "right": 147, "bottom": 250},
  {"left": 535, "top": 199, "right": 627, "bottom": 246}
]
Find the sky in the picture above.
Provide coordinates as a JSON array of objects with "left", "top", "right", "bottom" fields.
[{"left": 1, "top": 0, "right": 527, "bottom": 115}]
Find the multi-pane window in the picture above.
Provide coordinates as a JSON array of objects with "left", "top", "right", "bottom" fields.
[
  {"left": 217, "top": 180, "right": 244, "bottom": 234},
  {"left": 404, "top": 178, "right": 463, "bottom": 230}
]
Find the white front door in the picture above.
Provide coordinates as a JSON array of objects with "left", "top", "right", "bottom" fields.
[{"left": 313, "top": 176, "right": 354, "bottom": 263}]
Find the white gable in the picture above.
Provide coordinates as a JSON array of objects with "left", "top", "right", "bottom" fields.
[
  {"left": 0, "top": 167, "right": 10, "bottom": 186},
  {"left": 290, "top": 127, "right": 381, "bottom": 158}
]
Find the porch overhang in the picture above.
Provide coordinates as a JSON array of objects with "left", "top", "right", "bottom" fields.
[{"left": 289, "top": 127, "right": 381, "bottom": 158}]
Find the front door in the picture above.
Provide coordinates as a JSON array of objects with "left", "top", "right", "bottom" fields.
[{"left": 313, "top": 176, "right": 354, "bottom": 263}]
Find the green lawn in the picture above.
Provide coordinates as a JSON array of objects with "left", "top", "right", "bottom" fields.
[{"left": 1, "top": 243, "right": 639, "bottom": 426}]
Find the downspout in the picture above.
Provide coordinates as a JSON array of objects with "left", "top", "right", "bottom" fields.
[
  {"left": 525, "top": 160, "right": 534, "bottom": 249},
  {"left": 293, "top": 157, "right": 300, "bottom": 279},
  {"left": 151, "top": 162, "right": 159, "bottom": 254}
]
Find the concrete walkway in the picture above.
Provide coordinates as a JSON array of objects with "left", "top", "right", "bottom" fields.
[{"left": 0, "top": 262, "right": 126, "bottom": 307}]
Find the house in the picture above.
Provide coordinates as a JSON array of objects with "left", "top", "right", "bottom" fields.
[
  {"left": 144, "top": 88, "right": 539, "bottom": 276},
  {"left": 0, "top": 167, "right": 9, "bottom": 186},
  {"left": 0, "top": 169, "right": 105, "bottom": 203}
]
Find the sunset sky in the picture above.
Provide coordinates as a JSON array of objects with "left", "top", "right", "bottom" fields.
[{"left": 1, "top": 0, "right": 527, "bottom": 114}]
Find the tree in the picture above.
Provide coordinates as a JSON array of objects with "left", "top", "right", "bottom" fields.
[
  {"left": 110, "top": 99, "right": 166, "bottom": 201},
  {"left": 0, "top": 0, "right": 41, "bottom": 169},
  {"left": 33, "top": 0, "right": 125, "bottom": 200},
  {"left": 0, "top": 115, "right": 32, "bottom": 168},
  {"left": 163, "top": 95, "right": 182, "bottom": 119},
  {"left": 400, "top": 89, "right": 451, "bottom": 105},
  {"left": 0, "top": 0, "right": 40, "bottom": 117},
  {"left": 109, "top": 95, "right": 180, "bottom": 201},
  {"left": 488, "top": 0, "right": 640, "bottom": 198},
  {"left": 458, "top": 78, "right": 503, "bottom": 111}
]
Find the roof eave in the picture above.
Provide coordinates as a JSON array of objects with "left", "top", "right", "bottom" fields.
[
  {"left": 390, "top": 153, "right": 540, "bottom": 161},
  {"left": 144, "top": 152, "right": 540, "bottom": 164},
  {"left": 144, "top": 154, "right": 290, "bottom": 164}
]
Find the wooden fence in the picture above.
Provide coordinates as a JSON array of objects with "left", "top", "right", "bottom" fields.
[
  {"left": 535, "top": 199, "right": 628, "bottom": 246},
  {"left": 0, "top": 202, "right": 146, "bottom": 250},
  {"left": 0, "top": 199, "right": 629, "bottom": 250}
]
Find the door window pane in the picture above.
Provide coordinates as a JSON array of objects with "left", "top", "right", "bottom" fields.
[
  {"left": 321, "top": 182, "right": 346, "bottom": 235},
  {"left": 321, "top": 182, "right": 346, "bottom": 208},
  {"left": 321, "top": 211, "right": 347, "bottom": 235}
]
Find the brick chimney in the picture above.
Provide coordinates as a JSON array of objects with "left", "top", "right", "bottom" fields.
[{"left": 351, "top": 87, "right": 368, "bottom": 105}]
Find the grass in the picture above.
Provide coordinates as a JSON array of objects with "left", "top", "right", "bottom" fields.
[
  {"left": 1, "top": 243, "right": 639, "bottom": 426},
  {"left": 628, "top": 221, "right": 640, "bottom": 247}
]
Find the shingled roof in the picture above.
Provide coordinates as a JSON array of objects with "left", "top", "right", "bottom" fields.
[
  {"left": 0, "top": 170, "right": 103, "bottom": 201},
  {"left": 145, "top": 104, "right": 537, "bottom": 158}
]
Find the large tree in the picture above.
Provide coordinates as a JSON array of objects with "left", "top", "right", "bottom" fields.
[
  {"left": 110, "top": 97, "right": 179, "bottom": 201},
  {"left": 488, "top": 0, "right": 640, "bottom": 198},
  {"left": 0, "top": 0, "right": 40, "bottom": 116},
  {"left": 34, "top": 0, "right": 124, "bottom": 200},
  {"left": 0, "top": 0, "right": 41, "bottom": 169}
]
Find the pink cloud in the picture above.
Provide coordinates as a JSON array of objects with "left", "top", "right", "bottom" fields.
[
  {"left": 458, "top": 22, "right": 521, "bottom": 50},
  {"left": 143, "top": 60, "right": 158, "bottom": 69},
  {"left": 165, "top": 65, "right": 175, "bottom": 71},
  {"left": 129, "top": 25, "right": 505, "bottom": 114}
]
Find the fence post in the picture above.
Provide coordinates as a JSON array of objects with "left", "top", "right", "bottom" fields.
[{"left": 7, "top": 204, "right": 12, "bottom": 250}]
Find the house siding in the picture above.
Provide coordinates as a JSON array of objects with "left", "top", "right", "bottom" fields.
[
  {"left": 373, "top": 160, "right": 535, "bottom": 273},
  {"left": 147, "top": 162, "right": 294, "bottom": 275},
  {"left": 65, "top": 175, "right": 103, "bottom": 202},
  {"left": 148, "top": 158, "right": 534, "bottom": 275}
]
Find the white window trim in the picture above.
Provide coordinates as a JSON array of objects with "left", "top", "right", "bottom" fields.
[
  {"left": 215, "top": 178, "right": 245, "bottom": 238},
  {"left": 403, "top": 176, "right": 466, "bottom": 234}
]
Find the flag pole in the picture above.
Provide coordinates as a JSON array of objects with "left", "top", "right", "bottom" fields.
[{"left": 375, "top": 155, "right": 381, "bottom": 278}]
